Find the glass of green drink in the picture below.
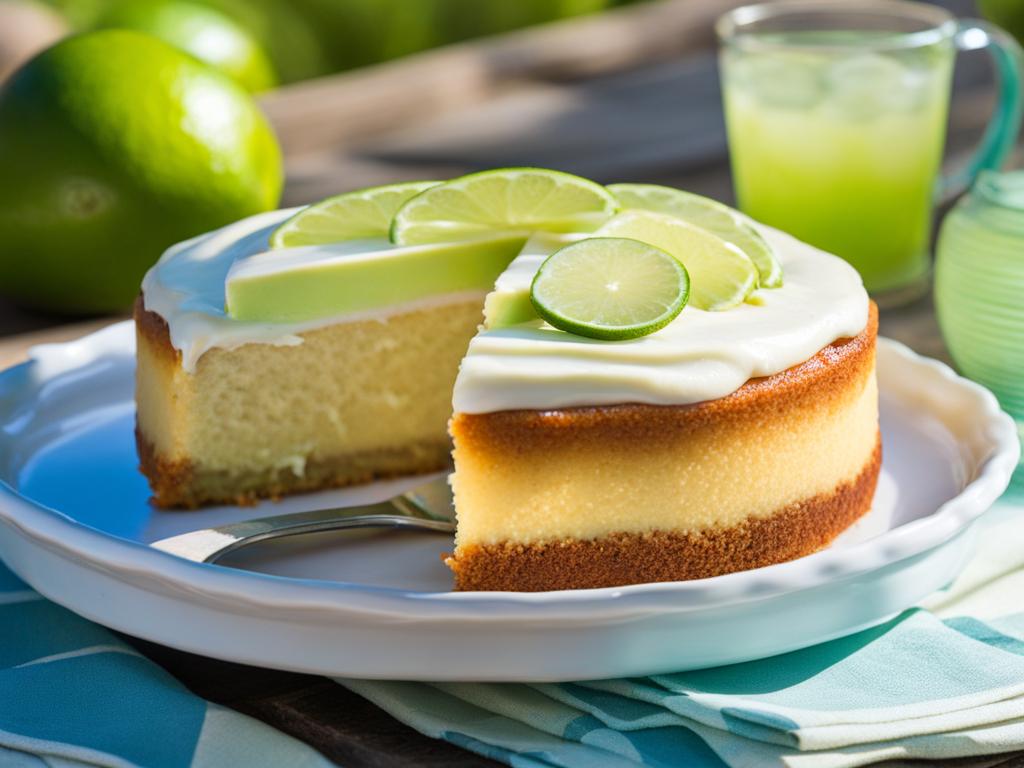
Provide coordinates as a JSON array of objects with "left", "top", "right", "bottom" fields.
[{"left": 717, "top": 1, "right": 1023, "bottom": 304}]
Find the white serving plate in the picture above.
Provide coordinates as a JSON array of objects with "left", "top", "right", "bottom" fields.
[{"left": 0, "top": 323, "right": 1016, "bottom": 681}]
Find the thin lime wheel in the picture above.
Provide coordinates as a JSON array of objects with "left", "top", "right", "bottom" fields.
[
  {"left": 608, "top": 183, "right": 782, "bottom": 288},
  {"left": 598, "top": 210, "right": 758, "bottom": 311},
  {"left": 270, "top": 181, "right": 439, "bottom": 248},
  {"left": 529, "top": 237, "right": 690, "bottom": 340},
  {"left": 390, "top": 167, "right": 619, "bottom": 245}
]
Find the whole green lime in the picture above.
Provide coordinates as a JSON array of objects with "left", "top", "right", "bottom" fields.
[
  {"left": 94, "top": 0, "right": 277, "bottom": 92},
  {"left": 0, "top": 29, "right": 282, "bottom": 313}
]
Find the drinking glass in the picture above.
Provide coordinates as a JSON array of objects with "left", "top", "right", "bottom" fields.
[{"left": 717, "top": 1, "right": 1023, "bottom": 304}]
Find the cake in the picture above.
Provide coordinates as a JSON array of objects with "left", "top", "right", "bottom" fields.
[
  {"left": 135, "top": 168, "right": 879, "bottom": 593},
  {"left": 135, "top": 210, "right": 521, "bottom": 508},
  {"left": 445, "top": 224, "right": 878, "bottom": 591}
]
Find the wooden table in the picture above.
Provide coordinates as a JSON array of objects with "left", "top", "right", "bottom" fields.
[{"left": 2, "top": 1, "right": 1021, "bottom": 764}]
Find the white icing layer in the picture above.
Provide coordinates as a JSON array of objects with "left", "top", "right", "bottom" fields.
[
  {"left": 144, "top": 207, "right": 868, "bottom": 404},
  {"left": 141, "top": 209, "right": 485, "bottom": 372},
  {"left": 452, "top": 225, "right": 869, "bottom": 413}
]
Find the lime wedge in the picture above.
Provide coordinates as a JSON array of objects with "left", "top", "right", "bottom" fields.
[
  {"left": 226, "top": 234, "right": 526, "bottom": 323},
  {"left": 270, "top": 181, "right": 439, "bottom": 248},
  {"left": 529, "top": 237, "right": 690, "bottom": 341},
  {"left": 390, "top": 167, "right": 619, "bottom": 245},
  {"left": 598, "top": 210, "right": 758, "bottom": 311},
  {"left": 608, "top": 183, "right": 782, "bottom": 288}
]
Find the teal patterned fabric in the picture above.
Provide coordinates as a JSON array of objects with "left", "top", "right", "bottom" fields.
[
  {"left": 0, "top": 563, "right": 331, "bottom": 768},
  {"left": 342, "top": 500, "right": 1024, "bottom": 768}
]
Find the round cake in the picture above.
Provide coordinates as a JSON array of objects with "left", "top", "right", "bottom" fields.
[
  {"left": 447, "top": 224, "right": 878, "bottom": 591},
  {"left": 131, "top": 169, "right": 879, "bottom": 594}
]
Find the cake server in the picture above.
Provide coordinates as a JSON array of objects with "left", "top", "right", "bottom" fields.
[{"left": 151, "top": 477, "right": 455, "bottom": 564}]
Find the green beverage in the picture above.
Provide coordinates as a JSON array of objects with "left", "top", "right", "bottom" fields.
[
  {"left": 722, "top": 35, "right": 952, "bottom": 293},
  {"left": 717, "top": 2, "right": 1024, "bottom": 303}
]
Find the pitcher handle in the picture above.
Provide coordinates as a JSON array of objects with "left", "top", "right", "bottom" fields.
[{"left": 940, "top": 20, "right": 1024, "bottom": 202}]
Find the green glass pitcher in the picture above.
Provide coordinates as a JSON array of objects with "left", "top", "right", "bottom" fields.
[{"left": 936, "top": 171, "right": 1024, "bottom": 494}]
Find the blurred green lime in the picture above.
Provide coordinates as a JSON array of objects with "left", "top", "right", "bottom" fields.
[
  {"left": 0, "top": 29, "right": 283, "bottom": 314},
  {"left": 40, "top": 0, "right": 327, "bottom": 83},
  {"left": 978, "top": 1, "right": 1024, "bottom": 46},
  {"left": 435, "top": 0, "right": 606, "bottom": 43},
  {"left": 188, "top": 0, "right": 326, "bottom": 83},
  {"left": 94, "top": 0, "right": 277, "bottom": 92},
  {"left": 42, "top": 0, "right": 615, "bottom": 80}
]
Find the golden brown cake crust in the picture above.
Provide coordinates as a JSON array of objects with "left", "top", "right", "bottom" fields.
[
  {"left": 134, "top": 295, "right": 179, "bottom": 364},
  {"left": 450, "top": 302, "right": 878, "bottom": 451},
  {"left": 448, "top": 436, "right": 881, "bottom": 591}
]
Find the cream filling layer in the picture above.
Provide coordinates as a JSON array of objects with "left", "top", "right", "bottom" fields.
[
  {"left": 141, "top": 208, "right": 485, "bottom": 372},
  {"left": 452, "top": 371, "right": 878, "bottom": 547},
  {"left": 453, "top": 226, "right": 869, "bottom": 413}
]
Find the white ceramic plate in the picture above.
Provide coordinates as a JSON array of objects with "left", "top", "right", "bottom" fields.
[{"left": 0, "top": 323, "right": 1016, "bottom": 681}]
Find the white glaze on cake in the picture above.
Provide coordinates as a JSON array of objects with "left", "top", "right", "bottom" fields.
[
  {"left": 141, "top": 208, "right": 485, "bottom": 372},
  {"left": 143, "top": 208, "right": 869, "bottom": 403},
  {"left": 452, "top": 225, "right": 869, "bottom": 413}
]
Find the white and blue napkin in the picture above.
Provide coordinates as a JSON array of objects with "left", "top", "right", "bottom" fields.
[
  {"left": 341, "top": 498, "right": 1024, "bottom": 768},
  {"left": 0, "top": 563, "right": 331, "bottom": 768}
]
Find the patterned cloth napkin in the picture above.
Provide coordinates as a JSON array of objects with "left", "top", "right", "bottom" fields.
[
  {"left": 0, "top": 563, "right": 330, "bottom": 768},
  {"left": 340, "top": 498, "right": 1024, "bottom": 768}
]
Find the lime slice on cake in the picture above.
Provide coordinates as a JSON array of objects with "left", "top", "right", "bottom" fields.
[
  {"left": 598, "top": 210, "right": 758, "bottom": 311},
  {"left": 390, "top": 167, "right": 619, "bottom": 245},
  {"left": 608, "top": 183, "right": 782, "bottom": 288},
  {"left": 270, "top": 181, "right": 439, "bottom": 248},
  {"left": 530, "top": 237, "right": 690, "bottom": 341}
]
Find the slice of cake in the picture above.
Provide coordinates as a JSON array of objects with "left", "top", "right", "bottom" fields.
[
  {"left": 136, "top": 170, "right": 619, "bottom": 508},
  {"left": 135, "top": 214, "right": 509, "bottom": 508},
  {"left": 446, "top": 218, "right": 879, "bottom": 591}
]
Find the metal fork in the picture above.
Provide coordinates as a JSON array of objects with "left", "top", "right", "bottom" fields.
[{"left": 151, "top": 477, "right": 455, "bottom": 564}]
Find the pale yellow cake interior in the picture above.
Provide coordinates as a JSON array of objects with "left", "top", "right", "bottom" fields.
[
  {"left": 451, "top": 367, "right": 878, "bottom": 548},
  {"left": 137, "top": 297, "right": 485, "bottom": 499}
]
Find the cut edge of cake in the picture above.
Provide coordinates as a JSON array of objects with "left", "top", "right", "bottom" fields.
[{"left": 134, "top": 295, "right": 480, "bottom": 508}]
